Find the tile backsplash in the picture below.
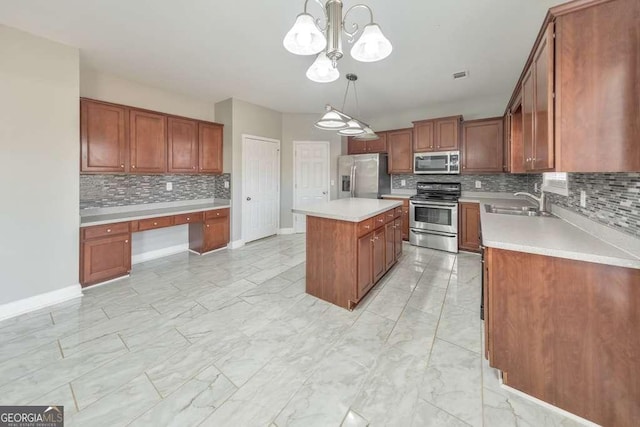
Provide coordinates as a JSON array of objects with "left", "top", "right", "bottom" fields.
[
  {"left": 80, "top": 173, "right": 231, "bottom": 209},
  {"left": 391, "top": 173, "right": 529, "bottom": 193},
  {"left": 528, "top": 173, "right": 640, "bottom": 238}
]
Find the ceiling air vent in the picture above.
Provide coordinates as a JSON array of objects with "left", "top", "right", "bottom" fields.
[{"left": 452, "top": 70, "right": 468, "bottom": 80}]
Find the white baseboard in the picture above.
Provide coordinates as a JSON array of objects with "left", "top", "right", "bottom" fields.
[
  {"left": 278, "top": 228, "right": 295, "bottom": 235},
  {"left": 228, "top": 239, "right": 245, "bottom": 249},
  {"left": 132, "top": 244, "right": 189, "bottom": 265},
  {"left": 0, "top": 284, "right": 83, "bottom": 321}
]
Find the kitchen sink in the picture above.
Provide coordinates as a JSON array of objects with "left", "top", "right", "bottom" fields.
[{"left": 484, "top": 204, "right": 555, "bottom": 217}]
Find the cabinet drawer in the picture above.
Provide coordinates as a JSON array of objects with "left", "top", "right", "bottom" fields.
[
  {"left": 205, "top": 208, "right": 229, "bottom": 220},
  {"left": 138, "top": 216, "right": 174, "bottom": 231},
  {"left": 174, "top": 212, "right": 204, "bottom": 225},
  {"left": 357, "top": 218, "right": 374, "bottom": 237},
  {"left": 82, "top": 222, "right": 130, "bottom": 240},
  {"left": 373, "top": 213, "right": 387, "bottom": 228},
  {"left": 394, "top": 207, "right": 402, "bottom": 218},
  {"left": 386, "top": 209, "right": 396, "bottom": 222}
]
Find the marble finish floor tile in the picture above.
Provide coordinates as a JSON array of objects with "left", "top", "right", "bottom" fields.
[{"left": 0, "top": 234, "right": 583, "bottom": 426}]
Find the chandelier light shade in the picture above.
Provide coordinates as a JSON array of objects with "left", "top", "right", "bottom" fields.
[
  {"left": 354, "top": 126, "right": 379, "bottom": 140},
  {"left": 306, "top": 53, "right": 340, "bottom": 83},
  {"left": 283, "top": 13, "right": 327, "bottom": 55},
  {"left": 283, "top": 0, "right": 392, "bottom": 82},
  {"left": 350, "top": 23, "right": 393, "bottom": 62},
  {"left": 315, "top": 107, "right": 348, "bottom": 130},
  {"left": 337, "top": 120, "right": 365, "bottom": 136}
]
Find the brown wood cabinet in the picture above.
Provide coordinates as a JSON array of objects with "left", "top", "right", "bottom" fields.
[
  {"left": 129, "top": 109, "right": 167, "bottom": 173},
  {"left": 458, "top": 202, "right": 480, "bottom": 252},
  {"left": 80, "top": 223, "right": 131, "bottom": 286},
  {"left": 412, "top": 116, "right": 461, "bottom": 152},
  {"left": 485, "top": 247, "right": 640, "bottom": 427},
  {"left": 305, "top": 206, "right": 400, "bottom": 309},
  {"left": 387, "top": 129, "right": 413, "bottom": 174},
  {"left": 346, "top": 133, "right": 388, "bottom": 154},
  {"left": 503, "top": 0, "right": 639, "bottom": 172},
  {"left": 168, "top": 117, "right": 198, "bottom": 173},
  {"left": 394, "top": 218, "right": 403, "bottom": 259},
  {"left": 382, "top": 197, "right": 410, "bottom": 241},
  {"left": 189, "top": 208, "right": 230, "bottom": 254},
  {"left": 461, "top": 118, "right": 504, "bottom": 173},
  {"left": 198, "top": 122, "right": 223, "bottom": 173},
  {"left": 80, "top": 99, "right": 127, "bottom": 172}
]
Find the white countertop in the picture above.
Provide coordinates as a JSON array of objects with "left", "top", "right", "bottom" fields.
[
  {"left": 465, "top": 195, "right": 640, "bottom": 269},
  {"left": 292, "top": 198, "right": 403, "bottom": 223},
  {"left": 80, "top": 199, "right": 231, "bottom": 227},
  {"left": 381, "top": 194, "right": 413, "bottom": 199}
]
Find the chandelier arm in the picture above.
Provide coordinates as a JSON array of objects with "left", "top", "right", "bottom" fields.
[
  {"left": 304, "top": 0, "right": 329, "bottom": 30},
  {"left": 342, "top": 4, "right": 374, "bottom": 39}
]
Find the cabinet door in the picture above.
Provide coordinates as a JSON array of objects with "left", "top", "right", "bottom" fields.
[
  {"left": 365, "top": 132, "right": 387, "bottom": 153},
  {"left": 347, "top": 137, "right": 367, "bottom": 154},
  {"left": 129, "top": 109, "right": 167, "bottom": 173},
  {"left": 522, "top": 69, "right": 535, "bottom": 171},
  {"left": 80, "top": 99, "right": 127, "bottom": 172},
  {"left": 503, "top": 112, "right": 511, "bottom": 173},
  {"left": 459, "top": 203, "right": 480, "bottom": 252},
  {"left": 357, "top": 233, "right": 374, "bottom": 298},
  {"left": 388, "top": 129, "right": 413, "bottom": 173},
  {"left": 394, "top": 218, "right": 403, "bottom": 258},
  {"left": 203, "top": 217, "right": 229, "bottom": 252},
  {"left": 372, "top": 228, "right": 386, "bottom": 282},
  {"left": 81, "top": 234, "right": 131, "bottom": 286},
  {"left": 199, "top": 123, "right": 223, "bottom": 173},
  {"left": 532, "top": 22, "right": 554, "bottom": 171},
  {"left": 461, "top": 118, "right": 504, "bottom": 173},
  {"left": 385, "top": 222, "right": 395, "bottom": 270},
  {"left": 434, "top": 117, "right": 460, "bottom": 151},
  {"left": 401, "top": 207, "right": 409, "bottom": 241},
  {"left": 168, "top": 117, "right": 198, "bottom": 173},
  {"left": 413, "top": 121, "right": 434, "bottom": 152}
]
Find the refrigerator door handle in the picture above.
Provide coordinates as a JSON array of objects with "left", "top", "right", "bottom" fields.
[{"left": 351, "top": 165, "right": 357, "bottom": 198}]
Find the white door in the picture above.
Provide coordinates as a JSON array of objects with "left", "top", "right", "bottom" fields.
[
  {"left": 294, "top": 141, "right": 330, "bottom": 233},
  {"left": 242, "top": 136, "right": 280, "bottom": 243}
]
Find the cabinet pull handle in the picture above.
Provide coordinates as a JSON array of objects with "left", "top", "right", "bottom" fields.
[
  {"left": 370, "top": 238, "right": 375, "bottom": 242},
  {"left": 364, "top": 225, "right": 370, "bottom": 229}
]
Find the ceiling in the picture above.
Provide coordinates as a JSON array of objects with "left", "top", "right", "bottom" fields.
[{"left": 0, "top": 0, "right": 565, "bottom": 118}]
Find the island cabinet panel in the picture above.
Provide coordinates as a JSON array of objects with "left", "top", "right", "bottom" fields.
[
  {"left": 461, "top": 118, "right": 504, "bottom": 173},
  {"left": 80, "top": 99, "right": 127, "bottom": 173},
  {"left": 486, "top": 248, "right": 640, "bottom": 427},
  {"left": 305, "top": 206, "right": 400, "bottom": 310},
  {"left": 393, "top": 218, "right": 402, "bottom": 259},
  {"left": 168, "top": 117, "right": 198, "bottom": 173},
  {"left": 383, "top": 198, "right": 410, "bottom": 241},
  {"left": 129, "top": 109, "right": 167, "bottom": 173}
]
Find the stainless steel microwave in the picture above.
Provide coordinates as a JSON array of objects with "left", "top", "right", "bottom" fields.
[{"left": 413, "top": 151, "right": 460, "bottom": 174}]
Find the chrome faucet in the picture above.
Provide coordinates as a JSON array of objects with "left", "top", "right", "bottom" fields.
[{"left": 514, "top": 190, "right": 547, "bottom": 212}]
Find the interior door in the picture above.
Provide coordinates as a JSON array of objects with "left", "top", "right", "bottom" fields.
[
  {"left": 294, "top": 142, "right": 329, "bottom": 233},
  {"left": 243, "top": 136, "right": 280, "bottom": 243}
]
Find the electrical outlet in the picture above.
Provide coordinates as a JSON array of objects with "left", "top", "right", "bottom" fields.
[
  {"left": 475, "top": 180, "right": 481, "bottom": 189},
  {"left": 166, "top": 182, "right": 173, "bottom": 191},
  {"left": 534, "top": 183, "right": 539, "bottom": 192},
  {"left": 580, "top": 190, "right": 587, "bottom": 207},
  {"left": 401, "top": 179, "right": 406, "bottom": 187},
  {"left": 224, "top": 181, "right": 229, "bottom": 189},
  {"left": 330, "top": 179, "right": 335, "bottom": 186}
]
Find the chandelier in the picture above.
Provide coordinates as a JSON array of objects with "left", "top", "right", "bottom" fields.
[
  {"left": 315, "top": 73, "right": 378, "bottom": 139},
  {"left": 283, "top": 0, "right": 393, "bottom": 83}
]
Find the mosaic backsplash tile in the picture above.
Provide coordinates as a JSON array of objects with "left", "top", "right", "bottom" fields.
[
  {"left": 391, "top": 173, "right": 530, "bottom": 193},
  {"left": 527, "top": 173, "right": 640, "bottom": 238},
  {"left": 80, "top": 173, "right": 231, "bottom": 209}
]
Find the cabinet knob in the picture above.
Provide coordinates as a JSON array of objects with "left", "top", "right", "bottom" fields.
[
  {"left": 186, "top": 217, "right": 190, "bottom": 221},
  {"left": 120, "top": 164, "right": 124, "bottom": 168},
  {"left": 207, "top": 224, "right": 210, "bottom": 228},
  {"left": 216, "top": 213, "right": 220, "bottom": 216},
  {"left": 132, "top": 165, "right": 136, "bottom": 169},
  {"left": 106, "top": 229, "right": 111, "bottom": 233},
  {"left": 193, "top": 166, "right": 196, "bottom": 169},
  {"left": 125, "top": 240, "right": 129, "bottom": 243},
  {"left": 153, "top": 222, "right": 157, "bottom": 226},
  {"left": 371, "top": 238, "right": 375, "bottom": 242},
  {"left": 364, "top": 225, "right": 370, "bottom": 229}
]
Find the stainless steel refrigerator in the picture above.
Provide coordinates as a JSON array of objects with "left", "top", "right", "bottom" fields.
[{"left": 337, "top": 153, "right": 391, "bottom": 199}]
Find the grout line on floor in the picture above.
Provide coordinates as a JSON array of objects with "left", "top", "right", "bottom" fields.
[
  {"left": 174, "top": 327, "right": 193, "bottom": 345},
  {"left": 118, "top": 333, "right": 131, "bottom": 352},
  {"left": 69, "top": 382, "right": 80, "bottom": 413},
  {"left": 101, "top": 307, "right": 111, "bottom": 320},
  {"left": 57, "top": 339, "right": 65, "bottom": 359},
  {"left": 144, "top": 371, "right": 164, "bottom": 399},
  {"left": 49, "top": 312, "right": 55, "bottom": 325}
]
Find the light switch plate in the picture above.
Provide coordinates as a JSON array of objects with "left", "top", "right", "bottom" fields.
[
  {"left": 224, "top": 181, "right": 230, "bottom": 189},
  {"left": 475, "top": 180, "right": 481, "bottom": 189},
  {"left": 401, "top": 179, "right": 406, "bottom": 187},
  {"left": 534, "top": 183, "right": 539, "bottom": 192},
  {"left": 580, "top": 190, "right": 587, "bottom": 207},
  {"left": 331, "top": 179, "right": 335, "bottom": 186},
  {"left": 166, "top": 182, "right": 173, "bottom": 191}
]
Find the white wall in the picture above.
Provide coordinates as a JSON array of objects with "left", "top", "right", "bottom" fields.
[
  {"left": 281, "top": 114, "right": 343, "bottom": 229},
  {"left": 0, "top": 25, "right": 80, "bottom": 305},
  {"left": 80, "top": 67, "right": 215, "bottom": 121}
]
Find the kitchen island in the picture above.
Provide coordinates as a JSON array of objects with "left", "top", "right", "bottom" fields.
[{"left": 293, "top": 198, "right": 403, "bottom": 309}]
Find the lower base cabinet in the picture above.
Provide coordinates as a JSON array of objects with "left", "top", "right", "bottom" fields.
[
  {"left": 459, "top": 202, "right": 481, "bottom": 252},
  {"left": 382, "top": 197, "right": 410, "bottom": 241},
  {"left": 80, "top": 232, "right": 131, "bottom": 287},
  {"left": 485, "top": 247, "right": 640, "bottom": 427}
]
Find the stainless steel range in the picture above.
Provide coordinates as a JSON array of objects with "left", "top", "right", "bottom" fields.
[{"left": 409, "top": 182, "right": 461, "bottom": 253}]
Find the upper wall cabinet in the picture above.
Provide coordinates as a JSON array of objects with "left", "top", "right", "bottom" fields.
[
  {"left": 505, "top": 0, "right": 639, "bottom": 173},
  {"left": 387, "top": 129, "right": 413, "bottom": 174},
  {"left": 462, "top": 118, "right": 504, "bottom": 173},
  {"left": 80, "top": 99, "right": 127, "bottom": 172},
  {"left": 347, "top": 132, "right": 388, "bottom": 154},
  {"left": 413, "top": 116, "right": 462, "bottom": 152},
  {"left": 80, "top": 98, "right": 224, "bottom": 174},
  {"left": 198, "top": 122, "right": 223, "bottom": 174},
  {"left": 129, "top": 109, "right": 167, "bottom": 173}
]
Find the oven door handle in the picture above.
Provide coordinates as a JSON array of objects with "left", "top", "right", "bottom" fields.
[
  {"left": 410, "top": 201, "right": 457, "bottom": 208},
  {"left": 410, "top": 229, "right": 457, "bottom": 238}
]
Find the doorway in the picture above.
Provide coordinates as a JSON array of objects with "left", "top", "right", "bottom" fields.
[
  {"left": 293, "top": 141, "right": 330, "bottom": 233},
  {"left": 242, "top": 135, "right": 281, "bottom": 243}
]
